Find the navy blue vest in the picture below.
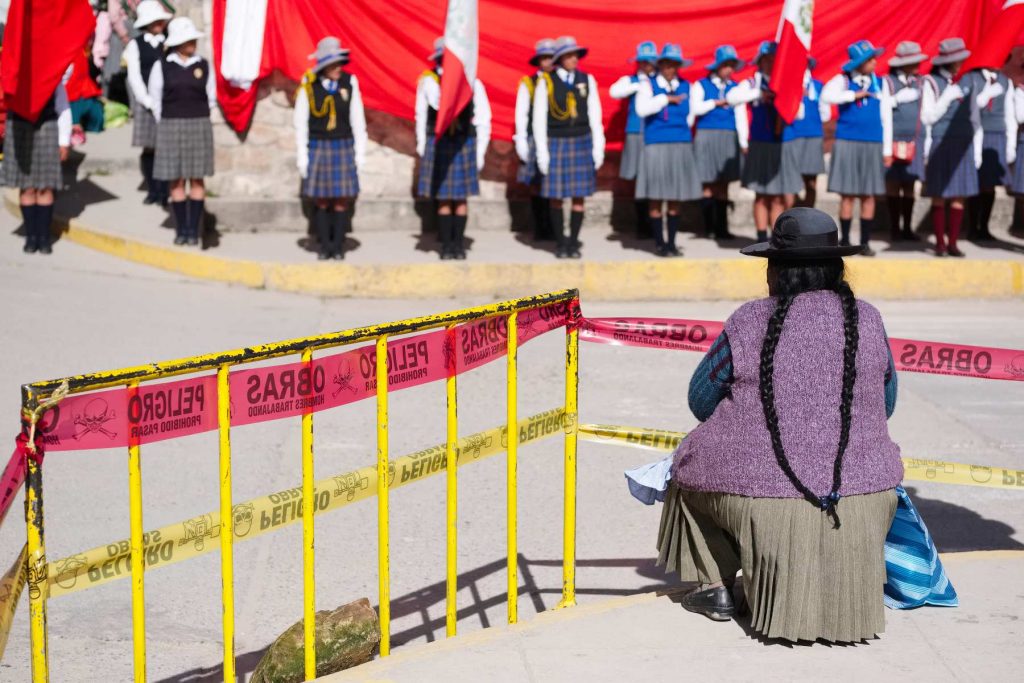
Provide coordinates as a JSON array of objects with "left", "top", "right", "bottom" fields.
[
  {"left": 975, "top": 71, "right": 1009, "bottom": 134},
  {"left": 161, "top": 57, "right": 210, "bottom": 120},
  {"left": 929, "top": 73, "right": 974, "bottom": 140},
  {"left": 643, "top": 78, "right": 691, "bottom": 144},
  {"left": 783, "top": 78, "right": 824, "bottom": 141},
  {"left": 835, "top": 74, "right": 884, "bottom": 143},
  {"left": 887, "top": 74, "right": 921, "bottom": 141},
  {"left": 135, "top": 35, "right": 164, "bottom": 86},
  {"left": 695, "top": 76, "right": 737, "bottom": 131},
  {"left": 547, "top": 70, "right": 591, "bottom": 138},
  {"left": 308, "top": 73, "right": 353, "bottom": 140},
  {"left": 749, "top": 76, "right": 782, "bottom": 143}
]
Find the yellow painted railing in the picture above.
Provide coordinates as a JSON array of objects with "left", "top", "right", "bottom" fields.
[{"left": 19, "top": 290, "right": 580, "bottom": 683}]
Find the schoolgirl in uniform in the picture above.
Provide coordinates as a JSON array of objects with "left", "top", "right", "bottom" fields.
[
  {"left": 124, "top": 0, "right": 172, "bottom": 206},
  {"left": 782, "top": 57, "right": 830, "bottom": 208},
  {"left": 609, "top": 41, "right": 657, "bottom": 183},
  {"left": 415, "top": 37, "right": 492, "bottom": 260},
  {"left": 634, "top": 44, "right": 702, "bottom": 256},
  {"left": 727, "top": 41, "right": 802, "bottom": 242},
  {"left": 884, "top": 42, "right": 928, "bottom": 242},
  {"left": 149, "top": 17, "right": 217, "bottom": 246},
  {"left": 514, "top": 38, "right": 556, "bottom": 241},
  {"left": 294, "top": 37, "right": 367, "bottom": 260},
  {"left": 2, "top": 78, "right": 71, "bottom": 254},
  {"left": 533, "top": 36, "right": 605, "bottom": 259},
  {"left": 920, "top": 38, "right": 1001, "bottom": 257},
  {"left": 822, "top": 40, "right": 893, "bottom": 257},
  {"left": 966, "top": 64, "right": 1016, "bottom": 240},
  {"left": 1009, "top": 82, "right": 1024, "bottom": 199},
  {"left": 691, "top": 44, "right": 747, "bottom": 240}
]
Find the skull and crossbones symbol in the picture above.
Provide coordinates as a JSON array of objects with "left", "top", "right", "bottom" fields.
[
  {"left": 462, "top": 433, "right": 492, "bottom": 460},
  {"left": 332, "top": 361, "right": 359, "bottom": 398},
  {"left": 73, "top": 398, "right": 118, "bottom": 440},
  {"left": 1006, "top": 355, "right": 1024, "bottom": 378}
]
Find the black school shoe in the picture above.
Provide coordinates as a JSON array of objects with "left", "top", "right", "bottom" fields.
[{"left": 679, "top": 585, "right": 735, "bottom": 622}]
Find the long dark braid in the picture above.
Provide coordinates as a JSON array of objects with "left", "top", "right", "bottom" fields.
[{"left": 758, "top": 259, "right": 859, "bottom": 527}]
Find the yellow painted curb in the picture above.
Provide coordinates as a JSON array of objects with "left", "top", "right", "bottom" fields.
[{"left": 7, "top": 193, "right": 1023, "bottom": 300}]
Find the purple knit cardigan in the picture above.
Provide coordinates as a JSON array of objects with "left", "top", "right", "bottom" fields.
[{"left": 672, "top": 292, "right": 903, "bottom": 498}]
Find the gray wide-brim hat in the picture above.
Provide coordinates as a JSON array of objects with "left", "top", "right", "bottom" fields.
[
  {"left": 888, "top": 40, "right": 928, "bottom": 67},
  {"left": 552, "top": 35, "right": 588, "bottom": 62},
  {"left": 931, "top": 37, "right": 971, "bottom": 66},
  {"left": 741, "top": 208, "right": 862, "bottom": 259},
  {"left": 309, "top": 36, "right": 351, "bottom": 71}
]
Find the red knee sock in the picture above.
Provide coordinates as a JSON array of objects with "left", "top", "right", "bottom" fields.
[
  {"left": 948, "top": 206, "right": 963, "bottom": 250},
  {"left": 931, "top": 206, "right": 946, "bottom": 252}
]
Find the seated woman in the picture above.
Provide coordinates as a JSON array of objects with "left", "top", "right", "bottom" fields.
[{"left": 656, "top": 207, "right": 903, "bottom": 642}]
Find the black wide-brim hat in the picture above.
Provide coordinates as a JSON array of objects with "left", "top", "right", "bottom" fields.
[{"left": 740, "top": 208, "right": 863, "bottom": 259}]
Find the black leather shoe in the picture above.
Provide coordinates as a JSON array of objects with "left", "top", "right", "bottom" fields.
[
  {"left": 143, "top": 193, "right": 158, "bottom": 205},
  {"left": 455, "top": 248, "right": 467, "bottom": 260},
  {"left": 174, "top": 235, "right": 187, "bottom": 246},
  {"left": 948, "top": 246, "right": 966, "bottom": 258},
  {"left": 38, "top": 243, "right": 52, "bottom": 255},
  {"left": 679, "top": 585, "right": 735, "bottom": 622},
  {"left": 23, "top": 240, "right": 37, "bottom": 254}
]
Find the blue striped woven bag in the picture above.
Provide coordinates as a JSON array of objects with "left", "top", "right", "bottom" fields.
[{"left": 884, "top": 486, "right": 959, "bottom": 609}]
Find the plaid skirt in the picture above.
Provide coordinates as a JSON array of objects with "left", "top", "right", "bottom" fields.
[
  {"left": 1, "top": 117, "right": 62, "bottom": 190},
  {"left": 923, "top": 135, "right": 978, "bottom": 199},
  {"left": 516, "top": 137, "right": 540, "bottom": 185},
  {"left": 618, "top": 132, "right": 644, "bottom": 181},
  {"left": 827, "top": 139, "right": 886, "bottom": 196},
  {"left": 885, "top": 133, "right": 925, "bottom": 183},
  {"left": 131, "top": 103, "right": 157, "bottom": 148},
  {"left": 154, "top": 117, "right": 215, "bottom": 181},
  {"left": 784, "top": 136, "right": 826, "bottom": 176},
  {"left": 542, "top": 133, "right": 596, "bottom": 199},
  {"left": 742, "top": 140, "right": 802, "bottom": 195},
  {"left": 302, "top": 138, "right": 360, "bottom": 198},
  {"left": 978, "top": 130, "right": 1009, "bottom": 189},
  {"left": 695, "top": 128, "right": 742, "bottom": 184},
  {"left": 417, "top": 135, "right": 479, "bottom": 200}
]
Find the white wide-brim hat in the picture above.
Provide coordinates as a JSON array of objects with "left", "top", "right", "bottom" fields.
[
  {"left": 165, "top": 17, "right": 204, "bottom": 49},
  {"left": 133, "top": 0, "right": 173, "bottom": 30}
]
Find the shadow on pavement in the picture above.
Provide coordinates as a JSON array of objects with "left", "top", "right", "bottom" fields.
[{"left": 904, "top": 486, "right": 1024, "bottom": 552}]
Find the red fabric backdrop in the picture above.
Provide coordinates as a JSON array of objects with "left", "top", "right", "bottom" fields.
[{"left": 213, "top": 0, "right": 1008, "bottom": 140}]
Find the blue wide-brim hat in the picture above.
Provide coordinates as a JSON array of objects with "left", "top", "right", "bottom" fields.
[
  {"left": 631, "top": 40, "right": 658, "bottom": 64},
  {"left": 741, "top": 208, "right": 862, "bottom": 259},
  {"left": 658, "top": 43, "right": 692, "bottom": 67},
  {"left": 553, "top": 35, "right": 588, "bottom": 62},
  {"left": 706, "top": 44, "right": 744, "bottom": 71},
  {"left": 752, "top": 40, "right": 777, "bottom": 64},
  {"left": 842, "top": 39, "right": 884, "bottom": 73}
]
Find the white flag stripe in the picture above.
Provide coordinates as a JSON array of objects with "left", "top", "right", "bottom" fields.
[
  {"left": 220, "top": 0, "right": 269, "bottom": 90},
  {"left": 444, "top": 0, "right": 479, "bottom": 83},
  {"left": 778, "top": 0, "right": 814, "bottom": 49}
]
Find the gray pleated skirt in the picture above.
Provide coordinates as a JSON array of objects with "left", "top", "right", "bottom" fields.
[
  {"left": 131, "top": 103, "right": 158, "bottom": 149},
  {"left": 742, "top": 141, "right": 802, "bottom": 195},
  {"left": 657, "top": 484, "right": 898, "bottom": 643},
  {"left": 695, "top": 129, "right": 742, "bottom": 184},
  {"left": 923, "top": 135, "right": 978, "bottom": 199},
  {"left": 636, "top": 142, "right": 702, "bottom": 201},
  {"left": 1011, "top": 139, "right": 1024, "bottom": 194},
  {"left": 784, "top": 136, "right": 826, "bottom": 176},
  {"left": 827, "top": 139, "right": 885, "bottom": 196},
  {"left": 154, "top": 117, "right": 215, "bottom": 181},
  {"left": 978, "top": 130, "right": 1009, "bottom": 188},
  {"left": 619, "top": 132, "right": 644, "bottom": 180},
  {"left": 1, "top": 117, "right": 62, "bottom": 190}
]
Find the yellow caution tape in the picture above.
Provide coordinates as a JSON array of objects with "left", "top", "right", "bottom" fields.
[
  {"left": 46, "top": 409, "right": 569, "bottom": 599},
  {"left": 0, "top": 544, "right": 27, "bottom": 662},
  {"left": 578, "top": 424, "right": 1024, "bottom": 491}
]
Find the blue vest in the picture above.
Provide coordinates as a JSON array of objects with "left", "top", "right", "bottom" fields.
[
  {"left": 643, "top": 78, "right": 692, "bottom": 144},
  {"left": 695, "top": 76, "right": 737, "bottom": 131},
  {"left": 749, "top": 76, "right": 782, "bottom": 143},
  {"left": 783, "top": 78, "right": 825, "bottom": 141},
  {"left": 836, "top": 74, "right": 884, "bottom": 143},
  {"left": 625, "top": 74, "right": 644, "bottom": 135}
]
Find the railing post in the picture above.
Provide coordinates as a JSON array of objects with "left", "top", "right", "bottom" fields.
[
  {"left": 300, "top": 348, "right": 317, "bottom": 680},
  {"left": 506, "top": 312, "right": 519, "bottom": 624},
  {"left": 558, "top": 304, "right": 579, "bottom": 609},
  {"left": 217, "top": 366, "right": 236, "bottom": 683},
  {"left": 23, "top": 410, "right": 49, "bottom": 683},
  {"left": 127, "top": 381, "right": 147, "bottom": 681},
  {"left": 444, "top": 325, "right": 458, "bottom": 638},
  {"left": 376, "top": 336, "right": 391, "bottom": 656}
]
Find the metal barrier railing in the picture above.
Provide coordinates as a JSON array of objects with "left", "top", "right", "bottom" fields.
[{"left": 20, "top": 289, "right": 580, "bottom": 683}]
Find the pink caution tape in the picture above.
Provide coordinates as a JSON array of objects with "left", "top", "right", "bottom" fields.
[{"left": 578, "top": 316, "right": 1024, "bottom": 382}]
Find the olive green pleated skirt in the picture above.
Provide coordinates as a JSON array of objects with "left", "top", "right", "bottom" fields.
[{"left": 657, "top": 485, "right": 898, "bottom": 643}]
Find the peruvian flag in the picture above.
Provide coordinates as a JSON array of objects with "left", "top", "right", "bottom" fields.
[
  {"left": 771, "top": 0, "right": 814, "bottom": 124},
  {"left": 435, "top": 0, "right": 478, "bottom": 136},
  {"left": 1, "top": 0, "right": 96, "bottom": 122},
  {"left": 960, "top": 1, "right": 1024, "bottom": 73}
]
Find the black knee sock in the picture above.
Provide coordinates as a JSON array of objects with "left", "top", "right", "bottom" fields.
[
  {"left": 839, "top": 218, "right": 852, "bottom": 245},
  {"left": 187, "top": 198, "right": 204, "bottom": 240},
  {"left": 649, "top": 215, "right": 664, "bottom": 247},
  {"left": 171, "top": 201, "right": 188, "bottom": 239},
  {"left": 551, "top": 207, "right": 566, "bottom": 249},
  {"left": 979, "top": 191, "right": 996, "bottom": 234},
  {"left": 569, "top": 210, "right": 584, "bottom": 248},
  {"left": 699, "top": 198, "right": 714, "bottom": 237},
  {"left": 715, "top": 199, "right": 730, "bottom": 238},
  {"left": 438, "top": 214, "right": 454, "bottom": 253},
  {"left": 666, "top": 214, "right": 681, "bottom": 248},
  {"left": 330, "top": 210, "right": 348, "bottom": 254},
  {"left": 860, "top": 217, "right": 874, "bottom": 246},
  {"left": 901, "top": 196, "right": 916, "bottom": 235},
  {"left": 454, "top": 214, "right": 468, "bottom": 248},
  {"left": 37, "top": 204, "right": 54, "bottom": 248},
  {"left": 532, "top": 196, "right": 549, "bottom": 240},
  {"left": 314, "top": 207, "right": 330, "bottom": 253},
  {"left": 756, "top": 229, "right": 768, "bottom": 243},
  {"left": 886, "top": 195, "right": 901, "bottom": 238},
  {"left": 21, "top": 205, "right": 38, "bottom": 248},
  {"left": 141, "top": 151, "right": 155, "bottom": 194}
]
